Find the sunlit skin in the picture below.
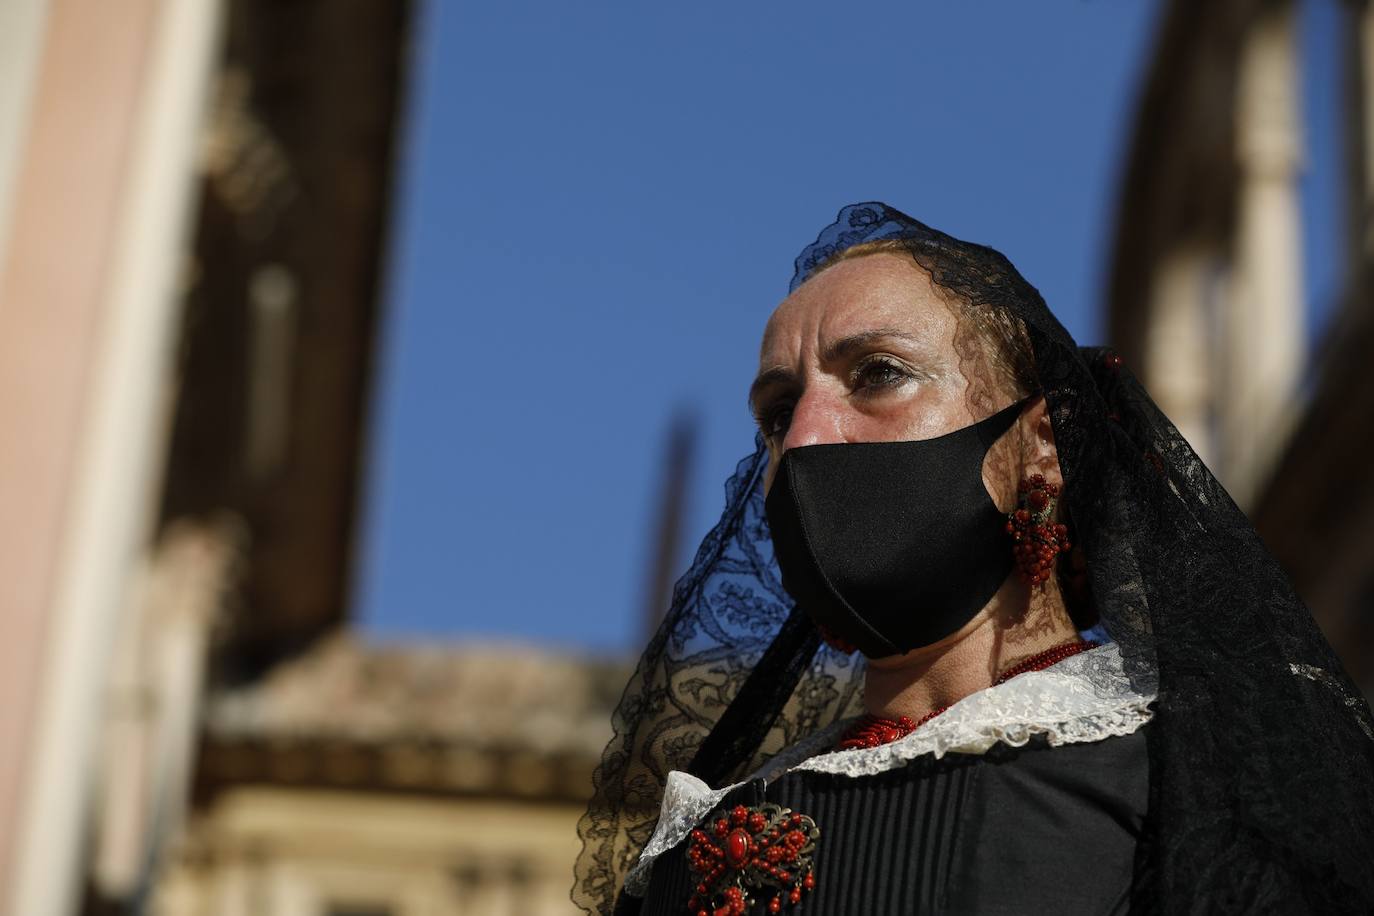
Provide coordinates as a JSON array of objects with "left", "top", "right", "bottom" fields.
[{"left": 750, "top": 252, "right": 1080, "bottom": 723}]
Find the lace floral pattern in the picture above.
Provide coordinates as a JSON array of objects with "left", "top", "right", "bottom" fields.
[{"left": 623, "top": 640, "right": 1154, "bottom": 895}]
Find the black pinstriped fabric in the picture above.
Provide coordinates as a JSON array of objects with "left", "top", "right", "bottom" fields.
[{"left": 634, "top": 726, "right": 1149, "bottom": 915}]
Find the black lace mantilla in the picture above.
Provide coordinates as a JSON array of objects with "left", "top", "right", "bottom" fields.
[{"left": 573, "top": 202, "right": 1374, "bottom": 914}]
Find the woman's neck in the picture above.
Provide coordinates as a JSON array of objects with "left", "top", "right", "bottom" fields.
[{"left": 860, "top": 575, "right": 1080, "bottom": 721}]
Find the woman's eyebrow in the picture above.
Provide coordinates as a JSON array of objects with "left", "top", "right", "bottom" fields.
[
  {"left": 821, "top": 328, "right": 925, "bottom": 363},
  {"left": 748, "top": 366, "right": 797, "bottom": 414}
]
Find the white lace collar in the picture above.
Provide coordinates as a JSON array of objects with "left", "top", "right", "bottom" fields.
[{"left": 623, "top": 640, "right": 1156, "bottom": 896}]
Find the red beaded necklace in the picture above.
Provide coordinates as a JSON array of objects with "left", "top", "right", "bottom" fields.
[{"left": 835, "top": 638, "right": 1096, "bottom": 751}]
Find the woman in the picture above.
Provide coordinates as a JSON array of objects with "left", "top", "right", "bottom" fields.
[{"left": 573, "top": 203, "right": 1374, "bottom": 915}]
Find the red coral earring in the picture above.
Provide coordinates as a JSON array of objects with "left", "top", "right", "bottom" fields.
[{"left": 1006, "top": 474, "right": 1070, "bottom": 586}]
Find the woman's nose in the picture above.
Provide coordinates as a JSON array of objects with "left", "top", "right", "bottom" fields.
[{"left": 780, "top": 390, "right": 846, "bottom": 453}]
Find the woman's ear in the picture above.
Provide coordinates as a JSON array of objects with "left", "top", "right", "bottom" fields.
[{"left": 1023, "top": 394, "right": 1063, "bottom": 489}]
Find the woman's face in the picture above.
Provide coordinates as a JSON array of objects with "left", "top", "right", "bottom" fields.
[{"left": 751, "top": 252, "right": 1018, "bottom": 497}]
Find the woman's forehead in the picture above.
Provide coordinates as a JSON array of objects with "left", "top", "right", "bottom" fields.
[{"left": 760, "top": 253, "right": 951, "bottom": 359}]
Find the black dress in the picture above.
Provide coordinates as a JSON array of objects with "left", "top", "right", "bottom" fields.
[{"left": 627, "top": 724, "right": 1150, "bottom": 915}]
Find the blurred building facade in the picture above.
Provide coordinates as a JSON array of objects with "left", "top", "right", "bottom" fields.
[
  {"left": 155, "top": 636, "right": 623, "bottom": 916},
  {"left": 1106, "top": 0, "right": 1308, "bottom": 506},
  {"left": 1251, "top": 0, "right": 1374, "bottom": 697},
  {"left": 0, "top": 2, "right": 625, "bottom": 915},
  {"left": 1105, "top": 0, "right": 1374, "bottom": 697}
]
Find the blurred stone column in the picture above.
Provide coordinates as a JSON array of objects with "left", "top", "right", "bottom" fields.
[
  {"left": 1143, "top": 247, "right": 1221, "bottom": 469},
  {"left": 1222, "top": 2, "right": 1306, "bottom": 505},
  {"left": 91, "top": 518, "right": 243, "bottom": 906}
]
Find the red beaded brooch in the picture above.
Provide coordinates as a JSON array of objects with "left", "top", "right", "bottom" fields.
[{"left": 685, "top": 802, "right": 819, "bottom": 915}]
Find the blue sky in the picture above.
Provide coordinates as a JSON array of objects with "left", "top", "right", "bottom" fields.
[{"left": 353, "top": 1, "right": 1343, "bottom": 657}]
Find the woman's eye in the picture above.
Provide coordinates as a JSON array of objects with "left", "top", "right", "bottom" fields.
[
  {"left": 761, "top": 405, "right": 793, "bottom": 439},
  {"left": 855, "top": 359, "right": 910, "bottom": 390}
]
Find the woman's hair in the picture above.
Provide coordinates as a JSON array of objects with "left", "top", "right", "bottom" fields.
[{"left": 813, "top": 239, "right": 1038, "bottom": 404}]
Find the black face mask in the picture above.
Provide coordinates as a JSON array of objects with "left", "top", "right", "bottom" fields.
[{"left": 763, "top": 398, "right": 1028, "bottom": 659}]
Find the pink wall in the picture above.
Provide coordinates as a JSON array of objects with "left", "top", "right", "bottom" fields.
[{"left": 0, "top": 0, "right": 160, "bottom": 893}]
